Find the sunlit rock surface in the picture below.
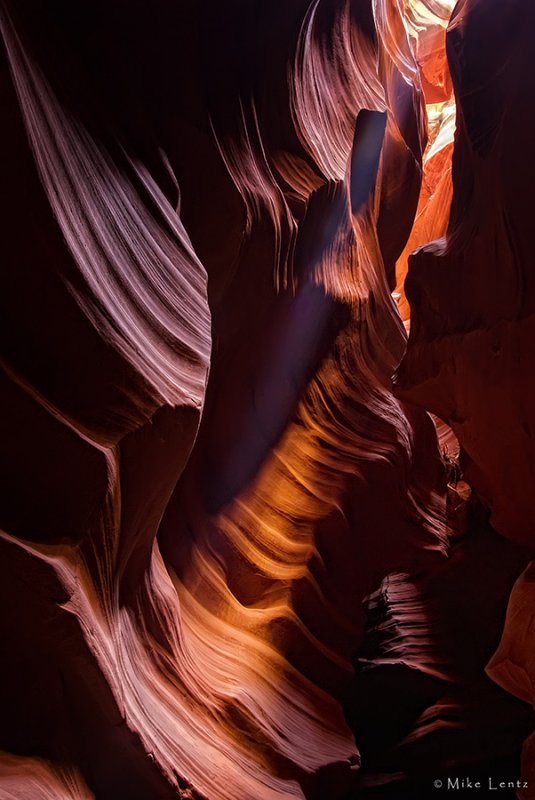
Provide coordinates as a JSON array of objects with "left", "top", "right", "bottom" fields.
[
  {"left": 398, "top": 0, "right": 535, "bottom": 546},
  {"left": 0, "top": 1, "right": 533, "bottom": 798}
]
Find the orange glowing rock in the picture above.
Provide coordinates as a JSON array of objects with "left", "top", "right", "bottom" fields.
[{"left": 1, "top": 0, "right": 532, "bottom": 797}]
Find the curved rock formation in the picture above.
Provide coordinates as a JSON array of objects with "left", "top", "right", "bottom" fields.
[
  {"left": 397, "top": 0, "right": 535, "bottom": 794},
  {"left": 397, "top": 0, "right": 535, "bottom": 546},
  {"left": 1, "top": 0, "right": 533, "bottom": 798}
]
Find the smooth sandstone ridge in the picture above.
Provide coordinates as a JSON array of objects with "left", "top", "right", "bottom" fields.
[{"left": 1, "top": 1, "right": 534, "bottom": 799}]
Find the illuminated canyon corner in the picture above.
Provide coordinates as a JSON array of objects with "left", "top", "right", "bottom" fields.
[{"left": 1, "top": 0, "right": 535, "bottom": 798}]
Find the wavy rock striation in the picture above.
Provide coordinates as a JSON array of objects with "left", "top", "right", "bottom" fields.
[{"left": 1, "top": 0, "right": 533, "bottom": 799}]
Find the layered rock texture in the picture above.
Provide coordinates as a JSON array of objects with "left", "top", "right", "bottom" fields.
[{"left": 1, "top": 1, "right": 534, "bottom": 798}]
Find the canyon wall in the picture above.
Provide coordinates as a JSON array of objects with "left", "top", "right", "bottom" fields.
[{"left": 1, "top": 1, "right": 534, "bottom": 798}]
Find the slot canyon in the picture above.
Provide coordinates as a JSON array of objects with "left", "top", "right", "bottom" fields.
[{"left": 1, "top": 0, "right": 535, "bottom": 798}]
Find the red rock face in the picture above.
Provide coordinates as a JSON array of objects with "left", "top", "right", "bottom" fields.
[
  {"left": 398, "top": 0, "right": 535, "bottom": 547},
  {"left": 0, "top": 1, "right": 533, "bottom": 799},
  {"left": 396, "top": 1, "right": 535, "bottom": 793}
]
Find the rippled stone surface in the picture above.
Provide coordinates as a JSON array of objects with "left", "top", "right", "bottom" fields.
[{"left": 1, "top": 1, "right": 533, "bottom": 798}]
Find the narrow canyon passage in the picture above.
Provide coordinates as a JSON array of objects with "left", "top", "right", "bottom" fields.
[{"left": 1, "top": 1, "right": 534, "bottom": 799}]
